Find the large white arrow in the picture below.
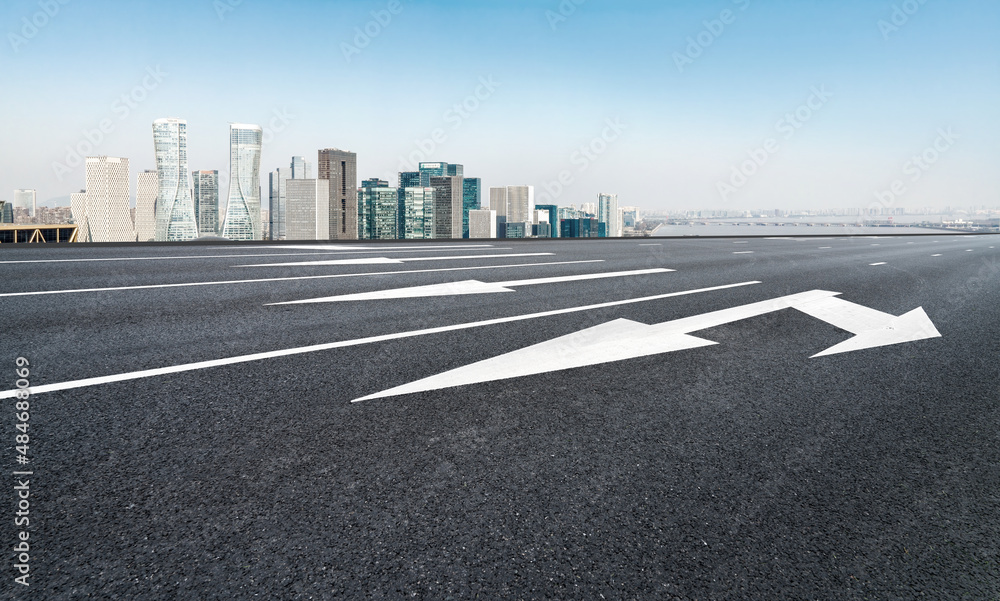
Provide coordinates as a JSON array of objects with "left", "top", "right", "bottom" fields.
[
  {"left": 353, "top": 290, "right": 941, "bottom": 402},
  {"left": 268, "top": 268, "right": 674, "bottom": 304}
]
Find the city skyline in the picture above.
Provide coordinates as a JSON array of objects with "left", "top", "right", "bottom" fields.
[{"left": 2, "top": 0, "right": 997, "bottom": 214}]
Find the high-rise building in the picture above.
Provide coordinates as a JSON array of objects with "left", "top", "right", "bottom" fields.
[
  {"left": 598, "top": 193, "right": 621, "bottom": 238},
  {"left": 152, "top": 118, "right": 199, "bottom": 242},
  {"left": 507, "top": 186, "right": 534, "bottom": 224},
  {"left": 399, "top": 172, "right": 421, "bottom": 190},
  {"left": 70, "top": 190, "right": 88, "bottom": 241},
  {"left": 400, "top": 187, "right": 435, "bottom": 240},
  {"left": 562, "top": 217, "right": 600, "bottom": 238},
  {"left": 285, "top": 179, "right": 331, "bottom": 241},
  {"left": 489, "top": 187, "right": 507, "bottom": 219},
  {"left": 429, "top": 175, "right": 464, "bottom": 239},
  {"left": 221, "top": 123, "right": 264, "bottom": 241},
  {"left": 84, "top": 157, "right": 136, "bottom": 243},
  {"left": 469, "top": 209, "right": 497, "bottom": 239},
  {"left": 462, "top": 178, "right": 481, "bottom": 238},
  {"left": 447, "top": 164, "right": 464, "bottom": 177},
  {"left": 0, "top": 201, "right": 14, "bottom": 224},
  {"left": 135, "top": 171, "right": 158, "bottom": 242},
  {"left": 419, "top": 162, "right": 449, "bottom": 187},
  {"left": 13, "top": 190, "right": 36, "bottom": 217},
  {"left": 535, "top": 204, "right": 559, "bottom": 238},
  {"left": 291, "top": 156, "right": 312, "bottom": 180},
  {"left": 192, "top": 171, "right": 220, "bottom": 236},
  {"left": 268, "top": 168, "right": 290, "bottom": 241},
  {"left": 359, "top": 180, "right": 400, "bottom": 240},
  {"left": 318, "top": 148, "right": 358, "bottom": 240}
]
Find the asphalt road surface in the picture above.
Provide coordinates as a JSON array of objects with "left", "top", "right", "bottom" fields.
[{"left": 2, "top": 234, "right": 999, "bottom": 600}]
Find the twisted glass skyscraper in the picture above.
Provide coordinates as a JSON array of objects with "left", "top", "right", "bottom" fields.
[
  {"left": 222, "top": 124, "right": 263, "bottom": 241},
  {"left": 152, "top": 118, "right": 198, "bottom": 242}
]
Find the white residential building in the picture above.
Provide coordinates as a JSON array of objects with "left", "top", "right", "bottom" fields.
[
  {"left": 135, "top": 170, "right": 158, "bottom": 242},
  {"left": 70, "top": 190, "right": 89, "bottom": 242},
  {"left": 469, "top": 209, "right": 497, "bottom": 239},
  {"left": 84, "top": 157, "right": 136, "bottom": 243},
  {"left": 13, "top": 190, "right": 36, "bottom": 217},
  {"left": 285, "top": 179, "right": 331, "bottom": 241},
  {"left": 598, "top": 193, "right": 621, "bottom": 237}
]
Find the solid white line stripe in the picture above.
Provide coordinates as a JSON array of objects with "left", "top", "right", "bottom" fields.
[
  {"left": 0, "top": 246, "right": 504, "bottom": 265},
  {"left": 0, "top": 281, "right": 761, "bottom": 400},
  {"left": 498, "top": 268, "right": 673, "bottom": 287},
  {"left": 239, "top": 253, "right": 552, "bottom": 267},
  {"left": 0, "top": 260, "right": 603, "bottom": 298},
  {"left": 870, "top": 262, "right": 887, "bottom": 266}
]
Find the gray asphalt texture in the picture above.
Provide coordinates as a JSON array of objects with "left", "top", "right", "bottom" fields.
[{"left": 2, "top": 235, "right": 999, "bottom": 600}]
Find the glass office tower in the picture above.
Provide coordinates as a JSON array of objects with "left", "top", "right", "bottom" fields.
[
  {"left": 152, "top": 118, "right": 198, "bottom": 241},
  {"left": 221, "top": 123, "right": 264, "bottom": 240}
]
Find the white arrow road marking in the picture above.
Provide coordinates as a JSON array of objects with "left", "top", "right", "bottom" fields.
[
  {"left": 0, "top": 260, "right": 603, "bottom": 298},
  {"left": 269, "top": 268, "right": 674, "bottom": 305},
  {"left": 0, "top": 281, "right": 760, "bottom": 400},
  {"left": 353, "top": 291, "right": 942, "bottom": 402},
  {"left": 0, "top": 246, "right": 504, "bottom": 265},
  {"left": 240, "top": 253, "right": 552, "bottom": 267}
]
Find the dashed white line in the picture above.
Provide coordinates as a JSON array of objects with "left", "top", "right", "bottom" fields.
[
  {"left": 733, "top": 251, "right": 755, "bottom": 255},
  {"left": 932, "top": 254, "right": 942, "bottom": 257},
  {"left": 870, "top": 262, "right": 888, "bottom": 266}
]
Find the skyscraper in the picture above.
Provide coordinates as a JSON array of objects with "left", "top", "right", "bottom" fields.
[
  {"left": 419, "top": 162, "right": 449, "bottom": 187},
  {"left": 462, "top": 178, "right": 481, "bottom": 238},
  {"left": 268, "top": 168, "right": 290, "bottom": 241},
  {"left": 447, "top": 164, "right": 464, "bottom": 177},
  {"left": 286, "top": 179, "right": 330, "bottom": 240},
  {"left": 70, "top": 190, "right": 88, "bottom": 241},
  {"left": 506, "top": 186, "right": 534, "bottom": 224},
  {"left": 13, "top": 190, "right": 36, "bottom": 217},
  {"left": 193, "top": 170, "right": 220, "bottom": 236},
  {"left": 400, "top": 187, "right": 435, "bottom": 240},
  {"left": 535, "top": 204, "right": 559, "bottom": 238},
  {"left": 84, "top": 156, "right": 136, "bottom": 243},
  {"left": 318, "top": 148, "right": 358, "bottom": 240},
  {"left": 359, "top": 179, "right": 400, "bottom": 240},
  {"left": 399, "top": 172, "right": 421, "bottom": 190},
  {"left": 221, "top": 123, "right": 264, "bottom": 241},
  {"left": 291, "top": 156, "right": 312, "bottom": 180},
  {"left": 598, "top": 193, "right": 621, "bottom": 238},
  {"left": 135, "top": 171, "right": 158, "bottom": 242},
  {"left": 152, "top": 118, "right": 198, "bottom": 242},
  {"left": 0, "top": 201, "right": 12, "bottom": 224},
  {"left": 430, "top": 175, "right": 464, "bottom": 239},
  {"left": 469, "top": 209, "right": 497, "bottom": 239}
]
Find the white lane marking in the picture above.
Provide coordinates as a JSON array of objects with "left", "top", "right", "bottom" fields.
[
  {"left": 966, "top": 249, "right": 974, "bottom": 252},
  {"left": 639, "top": 244, "right": 662, "bottom": 246},
  {"left": 269, "top": 268, "right": 674, "bottom": 305},
  {"left": 871, "top": 244, "right": 881, "bottom": 246},
  {"left": 0, "top": 246, "right": 505, "bottom": 265},
  {"left": 819, "top": 247, "right": 832, "bottom": 249},
  {"left": 733, "top": 251, "right": 754, "bottom": 255},
  {"left": 354, "top": 291, "right": 941, "bottom": 402},
  {"left": 0, "top": 260, "right": 603, "bottom": 298},
  {"left": 229, "top": 244, "right": 490, "bottom": 251},
  {"left": 932, "top": 254, "right": 942, "bottom": 257},
  {"left": 239, "top": 253, "right": 552, "bottom": 267},
  {"left": 733, "top": 241, "right": 749, "bottom": 244},
  {"left": 870, "top": 262, "right": 888, "bottom": 266},
  {"left": 0, "top": 281, "right": 762, "bottom": 400}
]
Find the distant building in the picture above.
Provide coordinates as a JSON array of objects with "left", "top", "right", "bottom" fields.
[
  {"left": 153, "top": 118, "right": 199, "bottom": 242},
  {"left": 419, "top": 162, "right": 449, "bottom": 187},
  {"left": 318, "top": 148, "right": 358, "bottom": 240},
  {"left": 532, "top": 222, "right": 551, "bottom": 238},
  {"left": 462, "top": 178, "right": 481, "bottom": 238},
  {"left": 192, "top": 170, "right": 220, "bottom": 236},
  {"left": 84, "top": 156, "right": 136, "bottom": 243},
  {"left": 504, "top": 222, "right": 530, "bottom": 239},
  {"left": 469, "top": 209, "right": 497, "bottom": 239},
  {"left": 13, "top": 190, "right": 36, "bottom": 217},
  {"left": 0, "top": 201, "right": 13, "bottom": 224},
  {"left": 535, "top": 204, "right": 559, "bottom": 238},
  {"left": 399, "top": 171, "right": 421, "bottom": 190},
  {"left": 70, "top": 191, "right": 88, "bottom": 241},
  {"left": 221, "top": 123, "right": 264, "bottom": 241},
  {"left": 429, "top": 175, "right": 464, "bottom": 239},
  {"left": 561, "top": 217, "right": 600, "bottom": 238},
  {"left": 285, "top": 179, "right": 330, "bottom": 240},
  {"left": 359, "top": 180, "right": 399, "bottom": 240},
  {"left": 291, "top": 155, "right": 312, "bottom": 180},
  {"left": 400, "top": 187, "right": 435, "bottom": 240},
  {"left": 268, "top": 168, "right": 290, "bottom": 241},
  {"left": 447, "top": 164, "right": 464, "bottom": 177},
  {"left": 598, "top": 193, "right": 620, "bottom": 237},
  {"left": 135, "top": 171, "right": 158, "bottom": 242}
]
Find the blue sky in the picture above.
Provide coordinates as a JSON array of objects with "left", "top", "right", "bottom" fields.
[{"left": 2, "top": 0, "right": 998, "bottom": 212}]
